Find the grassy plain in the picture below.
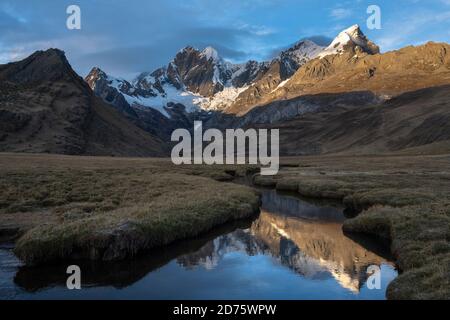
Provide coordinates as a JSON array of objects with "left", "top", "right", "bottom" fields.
[
  {"left": 1, "top": 152, "right": 449, "bottom": 299},
  {"left": 0, "top": 153, "right": 260, "bottom": 264}
]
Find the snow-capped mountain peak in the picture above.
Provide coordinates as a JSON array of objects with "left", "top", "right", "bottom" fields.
[
  {"left": 275, "top": 39, "right": 325, "bottom": 78},
  {"left": 201, "top": 46, "right": 221, "bottom": 62},
  {"left": 288, "top": 39, "right": 324, "bottom": 55},
  {"left": 86, "top": 67, "right": 133, "bottom": 94},
  {"left": 86, "top": 25, "right": 380, "bottom": 118},
  {"left": 85, "top": 67, "right": 104, "bottom": 91},
  {"left": 86, "top": 39, "right": 325, "bottom": 116},
  {"left": 318, "top": 24, "right": 379, "bottom": 58}
]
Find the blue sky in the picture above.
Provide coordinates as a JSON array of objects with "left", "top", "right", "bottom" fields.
[{"left": 1, "top": 0, "right": 450, "bottom": 78}]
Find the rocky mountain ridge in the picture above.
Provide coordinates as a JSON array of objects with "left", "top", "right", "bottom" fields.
[
  {"left": 86, "top": 32, "right": 326, "bottom": 116},
  {"left": 0, "top": 49, "right": 167, "bottom": 156},
  {"left": 88, "top": 24, "right": 450, "bottom": 119},
  {"left": 2, "top": 24, "right": 450, "bottom": 157}
]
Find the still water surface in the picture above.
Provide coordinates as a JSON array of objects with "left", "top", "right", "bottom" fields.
[{"left": 0, "top": 190, "right": 397, "bottom": 300}]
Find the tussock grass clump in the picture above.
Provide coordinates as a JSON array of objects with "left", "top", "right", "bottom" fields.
[
  {"left": 345, "top": 204, "right": 450, "bottom": 299},
  {"left": 275, "top": 180, "right": 299, "bottom": 191},
  {"left": 252, "top": 175, "right": 277, "bottom": 187},
  {"left": 14, "top": 174, "right": 260, "bottom": 265},
  {"left": 342, "top": 206, "right": 393, "bottom": 240}
]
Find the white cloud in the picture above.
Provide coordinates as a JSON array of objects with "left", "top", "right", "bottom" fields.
[
  {"left": 330, "top": 8, "right": 352, "bottom": 20},
  {"left": 238, "top": 23, "right": 276, "bottom": 36}
]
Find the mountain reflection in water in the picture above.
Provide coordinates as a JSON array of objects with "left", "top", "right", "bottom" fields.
[
  {"left": 1, "top": 190, "right": 397, "bottom": 300},
  {"left": 178, "top": 191, "right": 392, "bottom": 294}
]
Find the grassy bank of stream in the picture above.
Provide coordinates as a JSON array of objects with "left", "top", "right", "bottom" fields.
[
  {"left": 1, "top": 153, "right": 449, "bottom": 299},
  {"left": 253, "top": 154, "right": 450, "bottom": 299},
  {"left": 0, "top": 154, "right": 260, "bottom": 265}
]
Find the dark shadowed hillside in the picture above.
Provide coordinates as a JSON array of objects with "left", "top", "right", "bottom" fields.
[
  {"left": 0, "top": 49, "right": 168, "bottom": 157},
  {"left": 254, "top": 85, "right": 450, "bottom": 156}
]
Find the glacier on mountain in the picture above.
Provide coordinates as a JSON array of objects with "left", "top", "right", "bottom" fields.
[{"left": 86, "top": 25, "right": 377, "bottom": 118}]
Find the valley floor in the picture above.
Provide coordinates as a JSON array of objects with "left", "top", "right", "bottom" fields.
[
  {"left": 0, "top": 153, "right": 260, "bottom": 264},
  {"left": 0, "top": 152, "right": 449, "bottom": 299}
]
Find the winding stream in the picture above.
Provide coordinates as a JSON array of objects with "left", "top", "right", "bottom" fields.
[{"left": 0, "top": 189, "right": 397, "bottom": 300}]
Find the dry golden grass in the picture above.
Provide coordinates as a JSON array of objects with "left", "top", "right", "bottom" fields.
[{"left": 0, "top": 153, "right": 260, "bottom": 264}]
